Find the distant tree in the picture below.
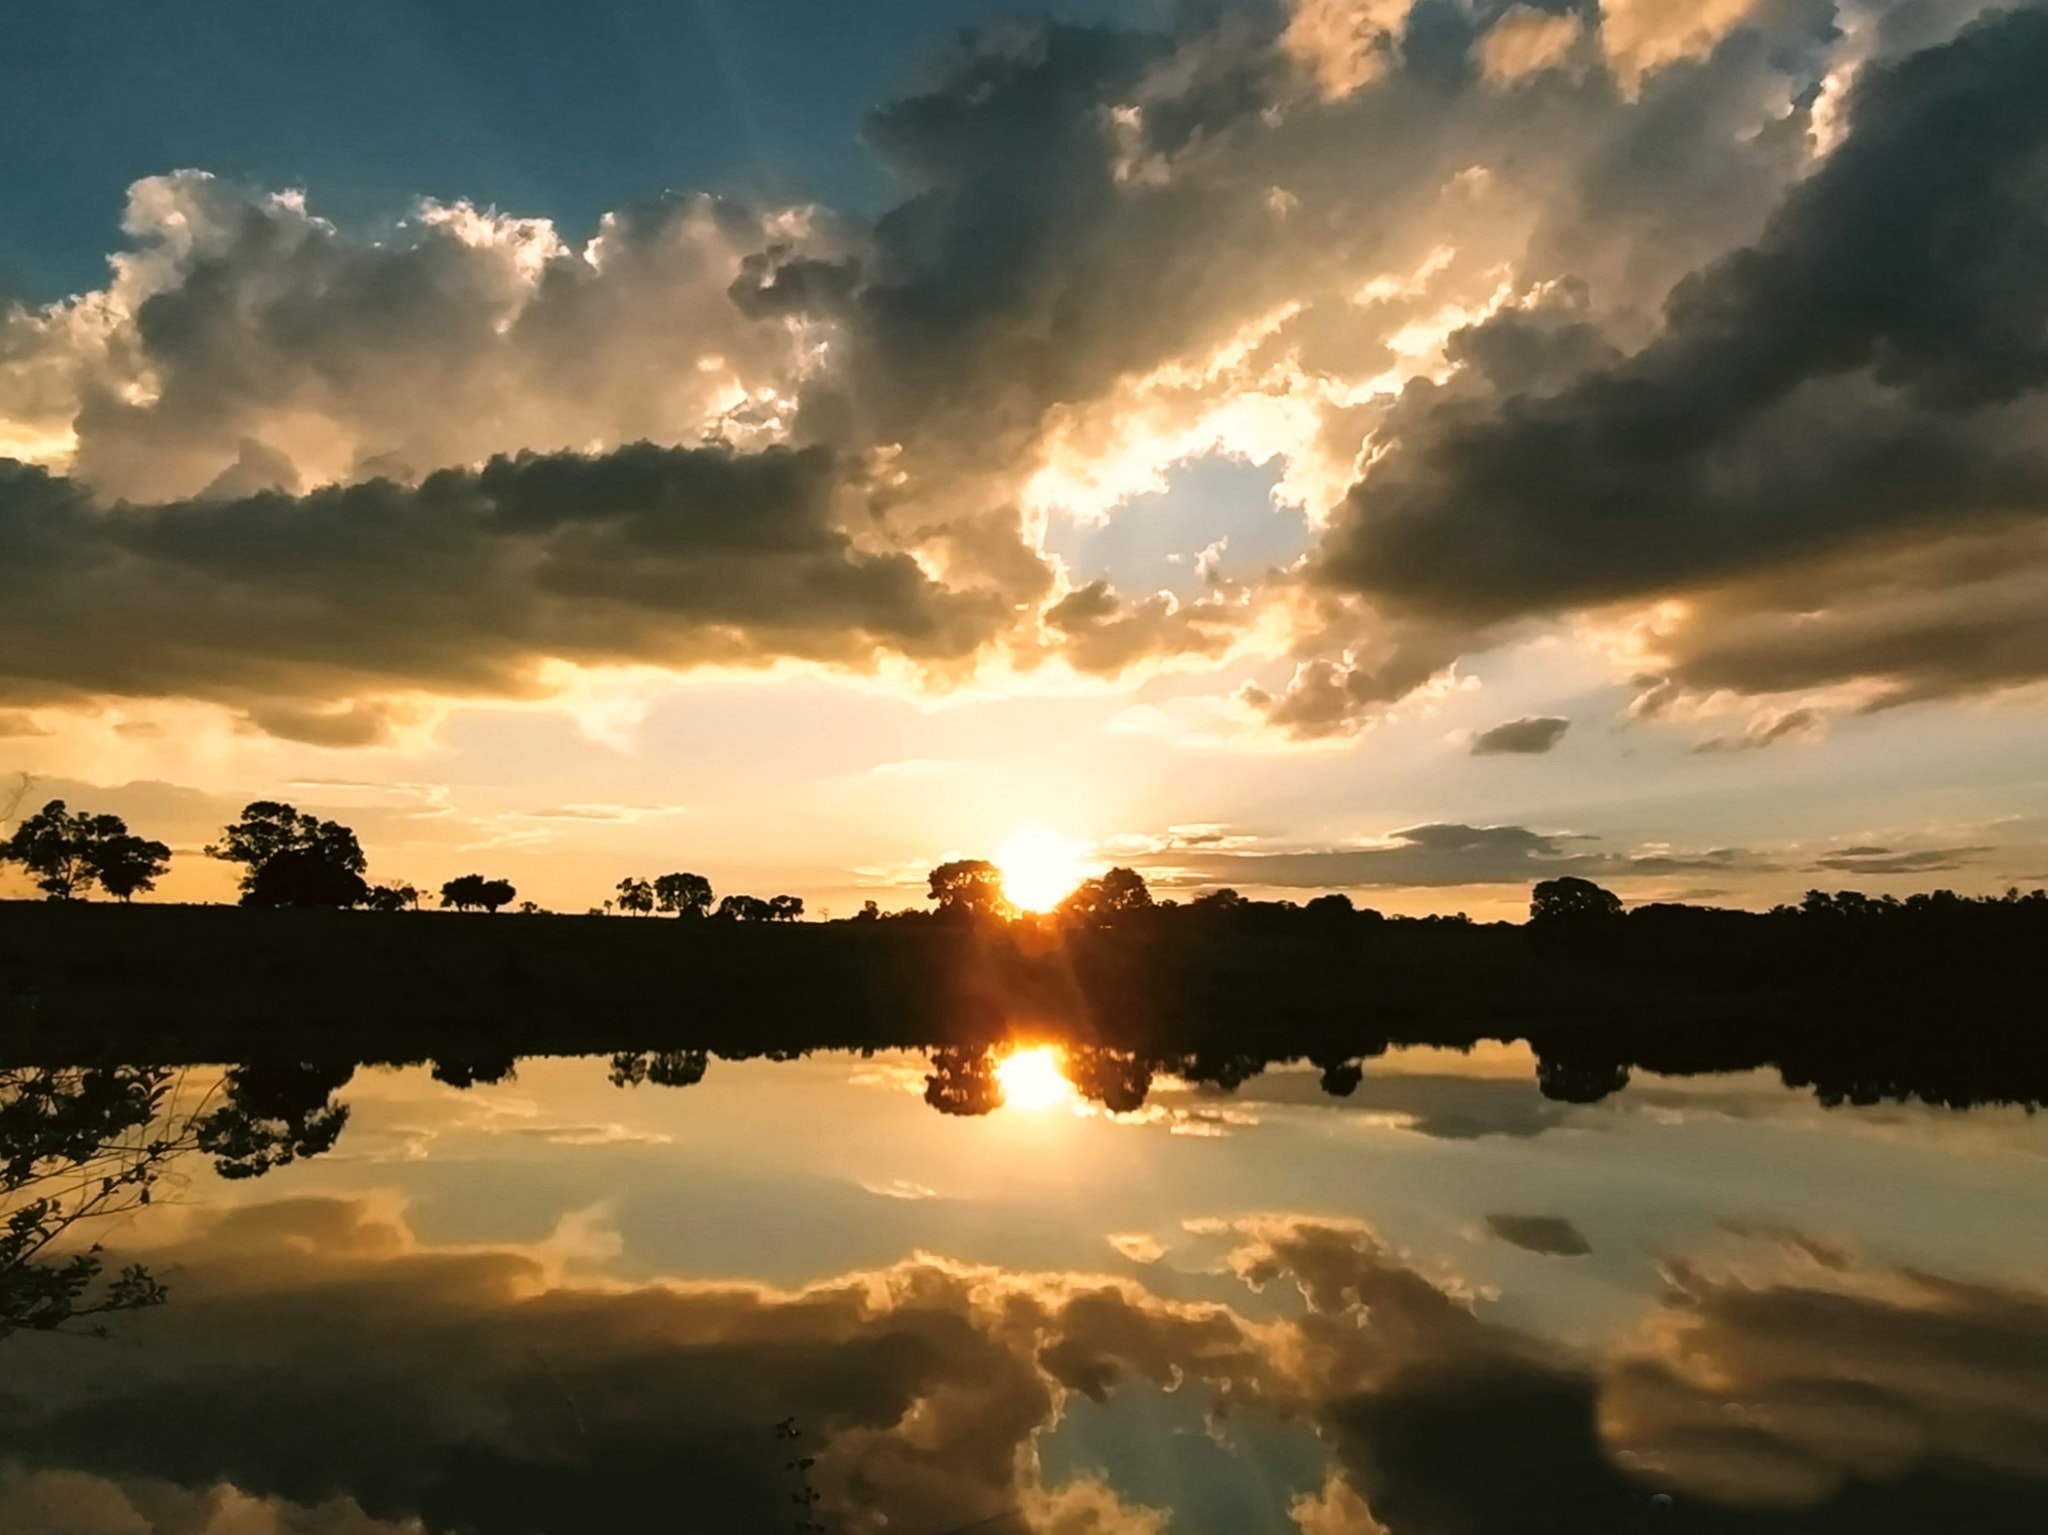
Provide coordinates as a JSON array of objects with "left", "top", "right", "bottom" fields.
[
  {"left": 1059, "top": 866, "right": 1153, "bottom": 924},
  {"left": 615, "top": 877, "right": 656, "bottom": 915},
  {"left": 1191, "top": 887, "right": 1245, "bottom": 910},
  {"left": 0, "top": 801, "right": 169, "bottom": 901},
  {"left": 714, "top": 893, "right": 773, "bottom": 922},
  {"left": 927, "top": 859, "right": 1010, "bottom": 918},
  {"left": 441, "top": 874, "right": 516, "bottom": 913},
  {"left": 367, "top": 883, "right": 419, "bottom": 913},
  {"left": 208, "top": 802, "right": 367, "bottom": 907},
  {"left": 855, "top": 900, "right": 881, "bottom": 921},
  {"left": 1529, "top": 876, "right": 1623, "bottom": 924},
  {"left": 767, "top": 894, "right": 804, "bottom": 922},
  {"left": 86, "top": 825, "right": 172, "bottom": 902},
  {"left": 516, "top": 900, "right": 545, "bottom": 915},
  {"left": 653, "top": 871, "right": 713, "bottom": 917}
]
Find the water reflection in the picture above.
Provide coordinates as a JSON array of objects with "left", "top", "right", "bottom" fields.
[{"left": 2, "top": 1046, "right": 2045, "bottom": 1534}]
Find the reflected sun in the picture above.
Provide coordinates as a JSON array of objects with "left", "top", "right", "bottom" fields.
[
  {"left": 994, "top": 1045, "right": 1076, "bottom": 1112},
  {"left": 996, "top": 826, "right": 1089, "bottom": 912}
]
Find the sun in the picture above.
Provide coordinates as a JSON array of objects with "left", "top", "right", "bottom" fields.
[
  {"left": 994, "top": 1045, "right": 1076, "bottom": 1112},
  {"left": 996, "top": 826, "right": 1089, "bottom": 912}
]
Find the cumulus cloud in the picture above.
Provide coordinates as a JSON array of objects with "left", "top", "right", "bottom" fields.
[
  {"left": 1314, "top": 8, "right": 2048, "bottom": 719},
  {"left": 1469, "top": 714, "right": 1571, "bottom": 755},
  {"left": 4, "top": 0, "right": 2045, "bottom": 741}
]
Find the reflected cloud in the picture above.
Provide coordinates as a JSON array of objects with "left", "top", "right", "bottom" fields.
[{"left": 5, "top": 1200, "right": 2042, "bottom": 1535}]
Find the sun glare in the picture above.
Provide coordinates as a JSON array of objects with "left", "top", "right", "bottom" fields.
[
  {"left": 994, "top": 1045, "right": 1076, "bottom": 1112},
  {"left": 996, "top": 826, "right": 1089, "bottom": 912}
]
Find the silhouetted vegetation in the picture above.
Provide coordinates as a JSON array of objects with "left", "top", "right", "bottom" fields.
[
  {"left": 4, "top": 819, "right": 2047, "bottom": 1121},
  {"left": 442, "top": 874, "right": 517, "bottom": 913},
  {"left": 1, "top": 801, "right": 170, "bottom": 901},
  {"left": 209, "top": 801, "right": 369, "bottom": 908},
  {"left": 0, "top": 1060, "right": 359, "bottom": 1337}
]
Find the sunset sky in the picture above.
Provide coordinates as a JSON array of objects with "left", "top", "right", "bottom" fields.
[{"left": 5, "top": 0, "right": 2048, "bottom": 915}]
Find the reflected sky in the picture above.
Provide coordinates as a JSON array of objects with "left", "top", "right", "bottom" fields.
[{"left": 4, "top": 1046, "right": 2047, "bottom": 1534}]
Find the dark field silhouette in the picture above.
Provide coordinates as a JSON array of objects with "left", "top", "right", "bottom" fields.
[{"left": 1, "top": 875, "right": 2044, "bottom": 1117}]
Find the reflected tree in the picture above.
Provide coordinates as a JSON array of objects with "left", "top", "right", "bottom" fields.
[
  {"left": 431, "top": 1054, "right": 519, "bottom": 1088},
  {"left": 607, "top": 1050, "right": 710, "bottom": 1088},
  {"left": 1175, "top": 1053, "right": 1266, "bottom": 1093},
  {"left": 194, "top": 1061, "right": 355, "bottom": 1179},
  {"left": 1316, "top": 1058, "right": 1366, "bottom": 1097},
  {"left": 0, "top": 1064, "right": 182, "bottom": 1337},
  {"left": 2, "top": 1058, "right": 355, "bottom": 1337},
  {"left": 1066, "top": 1047, "right": 1153, "bottom": 1112},
  {"left": 923, "top": 1046, "right": 1002, "bottom": 1116},
  {"left": 1535, "top": 1055, "right": 1631, "bottom": 1103}
]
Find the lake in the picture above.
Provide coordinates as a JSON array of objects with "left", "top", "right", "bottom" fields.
[{"left": 4, "top": 1043, "right": 2047, "bottom": 1534}]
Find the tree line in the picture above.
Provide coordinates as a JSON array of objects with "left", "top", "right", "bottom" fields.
[{"left": 7, "top": 796, "right": 2047, "bottom": 931}]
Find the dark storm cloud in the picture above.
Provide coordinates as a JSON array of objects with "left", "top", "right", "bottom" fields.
[
  {"left": 0, "top": 446, "right": 1003, "bottom": 742},
  {"left": 1315, "top": 6, "right": 2048, "bottom": 706},
  {"left": 1470, "top": 714, "right": 1571, "bottom": 754},
  {"left": 1160, "top": 821, "right": 1774, "bottom": 889},
  {"left": 1484, "top": 1214, "right": 1593, "bottom": 1256}
]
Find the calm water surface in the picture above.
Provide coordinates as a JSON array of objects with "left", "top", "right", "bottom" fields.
[{"left": 5, "top": 1044, "right": 2047, "bottom": 1534}]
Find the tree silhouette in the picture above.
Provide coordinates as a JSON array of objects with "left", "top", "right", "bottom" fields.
[
  {"left": 928, "top": 859, "right": 1009, "bottom": 918},
  {"left": 208, "top": 802, "right": 368, "bottom": 907},
  {"left": 368, "top": 883, "right": 420, "bottom": 912},
  {"left": 442, "top": 875, "right": 516, "bottom": 913},
  {"left": 768, "top": 893, "right": 804, "bottom": 922},
  {"left": 1, "top": 1065, "right": 180, "bottom": 1337},
  {"left": 247, "top": 849, "right": 371, "bottom": 908},
  {"left": 616, "top": 877, "right": 656, "bottom": 915},
  {"left": 653, "top": 872, "right": 714, "bottom": 917},
  {"left": 1059, "top": 866, "right": 1152, "bottom": 923},
  {"left": 714, "top": 893, "right": 773, "bottom": 921},
  {"left": 1530, "top": 877, "right": 1623, "bottom": 924},
  {"left": 0, "top": 801, "right": 170, "bottom": 901},
  {"left": 2, "top": 1059, "right": 354, "bottom": 1337}
]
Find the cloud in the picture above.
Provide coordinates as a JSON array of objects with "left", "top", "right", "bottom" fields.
[
  {"left": 6, "top": 1, "right": 2046, "bottom": 743},
  {"left": 1155, "top": 821, "right": 1774, "bottom": 890},
  {"left": 1483, "top": 1214, "right": 1593, "bottom": 1256},
  {"left": 1690, "top": 705, "right": 1826, "bottom": 753},
  {"left": 5, "top": 1202, "right": 2046, "bottom": 1534},
  {"left": 1469, "top": 714, "right": 1570, "bottom": 755},
  {"left": 0, "top": 445, "right": 1002, "bottom": 742},
  {"left": 1313, "top": 9, "right": 2048, "bottom": 717},
  {"left": 1809, "top": 845, "right": 1990, "bottom": 876}
]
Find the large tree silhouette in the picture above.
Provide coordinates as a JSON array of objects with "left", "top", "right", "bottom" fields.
[
  {"left": 208, "top": 802, "right": 368, "bottom": 908},
  {"left": 1, "top": 801, "right": 170, "bottom": 901}
]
